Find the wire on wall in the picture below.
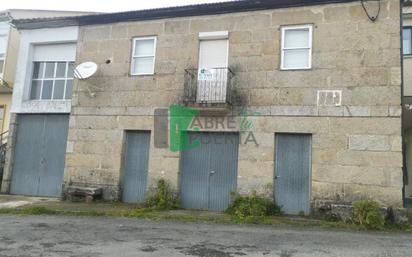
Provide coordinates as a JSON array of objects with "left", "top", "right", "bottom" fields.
[{"left": 361, "top": 0, "right": 381, "bottom": 22}]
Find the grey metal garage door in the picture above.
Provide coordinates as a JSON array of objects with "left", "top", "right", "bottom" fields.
[
  {"left": 121, "top": 131, "right": 151, "bottom": 203},
  {"left": 10, "top": 114, "right": 69, "bottom": 197},
  {"left": 180, "top": 132, "right": 239, "bottom": 211},
  {"left": 274, "top": 134, "right": 312, "bottom": 215}
]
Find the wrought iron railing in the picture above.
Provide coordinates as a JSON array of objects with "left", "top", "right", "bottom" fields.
[{"left": 184, "top": 68, "right": 234, "bottom": 104}]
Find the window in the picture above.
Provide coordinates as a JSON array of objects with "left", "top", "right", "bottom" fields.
[
  {"left": 281, "top": 25, "right": 313, "bottom": 70},
  {"left": 0, "top": 29, "right": 8, "bottom": 77},
  {"left": 131, "top": 37, "right": 157, "bottom": 75},
  {"left": 403, "top": 27, "right": 412, "bottom": 56},
  {"left": 30, "top": 61, "right": 74, "bottom": 100}
]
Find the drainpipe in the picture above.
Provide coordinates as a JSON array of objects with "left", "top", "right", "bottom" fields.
[{"left": 401, "top": 0, "right": 407, "bottom": 207}]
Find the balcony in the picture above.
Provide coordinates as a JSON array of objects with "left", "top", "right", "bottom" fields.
[{"left": 184, "top": 68, "right": 234, "bottom": 111}]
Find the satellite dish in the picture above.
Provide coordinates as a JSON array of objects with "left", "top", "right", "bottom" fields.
[{"left": 74, "top": 62, "right": 98, "bottom": 79}]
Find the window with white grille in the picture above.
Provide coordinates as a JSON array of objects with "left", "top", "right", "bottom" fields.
[{"left": 30, "top": 61, "right": 74, "bottom": 100}]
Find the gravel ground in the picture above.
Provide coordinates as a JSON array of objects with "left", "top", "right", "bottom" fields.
[{"left": 0, "top": 215, "right": 411, "bottom": 257}]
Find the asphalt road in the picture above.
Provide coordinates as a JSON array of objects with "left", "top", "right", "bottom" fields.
[{"left": 0, "top": 215, "right": 411, "bottom": 257}]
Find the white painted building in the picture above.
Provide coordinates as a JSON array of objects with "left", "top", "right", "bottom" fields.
[{"left": 1, "top": 24, "right": 78, "bottom": 197}]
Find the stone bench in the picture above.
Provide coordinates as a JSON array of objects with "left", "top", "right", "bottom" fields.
[{"left": 65, "top": 186, "right": 103, "bottom": 203}]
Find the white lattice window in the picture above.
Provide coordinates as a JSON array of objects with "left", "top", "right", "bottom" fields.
[{"left": 30, "top": 61, "right": 74, "bottom": 100}]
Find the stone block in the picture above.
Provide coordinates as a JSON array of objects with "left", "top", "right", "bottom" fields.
[
  {"left": 82, "top": 26, "right": 110, "bottom": 41},
  {"left": 239, "top": 145, "right": 274, "bottom": 162},
  {"left": 110, "top": 24, "right": 128, "bottom": 39},
  {"left": 258, "top": 116, "right": 329, "bottom": 134},
  {"left": 324, "top": 6, "right": 350, "bottom": 22},
  {"left": 349, "top": 135, "right": 390, "bottom": 151},
  {"left": 313, "top": 165, "right": 402, "bottom": 187},
  {"left": 349, "top": 87, "right": 400, "bottom": 106},
  {"left": 317, "top": 106, "right": 344, "bottom": 117},
  {"left": 390, "top": 135, "right": 402, "bottom": 152},
  {"left": 230, "top": 31, "right": 252, "bottom": 44},
  {"left": 329, "top": 118, "right": 400, "bottom": 135},
  {"left": 165, "top": 20, "right": 189, "bottom": 34},
  {"left": 190, "top": 16, "right": 235, "bottom": 33},
  {"left": 337, "top": 150, "right": 402, "bottom": 168},
  {"left": 233, "top": 14, "right": 271, "bottom": 31},
  {"left": 127, "top": 22, "right": 164, "bottom": 36},
  {"left": 343, "top": 184, "right": 402, "bottom": 208},
  {"left": 312, "top": 181, "right": 345, "bottom": 203},
  {"left": 271, "top": 106, "right": 317, "bottom": 116},
  {"left": 75, "top": 116, "right": 118, "bottom": 130},
  {"left": 272, "top": 9, "right": 323, "bottom": 25},
  {"left": 312, "top": 134, "right": 347, "bottom": 150},
  {"left": 250, "top": 89, "right": 278, "bottom": 106},
  {"left": 238, "top": 160, "right": 273, "bottom": 179},
  {"left": 389, "top": 106, "right": 402, "bottom": 117},
  {"left": 65, "top": 154, "right": 100, "bottom": 168},
  {"left": 230, "top": 43, "right": 263, "bottom": 57},
  {"left": 278, "top": 88, "right": 317, "bottom": 106},
  {"left": 390, "top": 67, "right": 401, "bottom": 86},
  {"left": 312, "top": 149, "right": 338, "bottom": 165},
  {"left": 370, "top": 106, "right": 389, "bottom": 117}
]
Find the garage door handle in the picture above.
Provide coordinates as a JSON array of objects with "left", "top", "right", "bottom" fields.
[
  {"left": 210, "top": 171, "right": 216, "bottom": 175},
  {"left": 275, "top": 176, "right": 280, "bottom": 179}
]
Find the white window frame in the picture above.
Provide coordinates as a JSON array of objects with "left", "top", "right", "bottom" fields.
[
  {"left": 0, "top": 33, "right": 8, "bottom": 78},
  {"left": 280, "top": 25, "right": 313, "bottom": 70},
  {"left": 130, "top": 36, "right": 157, "bottom": 76},
  {"left": 0, "top": 56, "right": 5, "bottom": 78},
  {"left": 403, "top": 27, "right": 412, "bottom": 56}
]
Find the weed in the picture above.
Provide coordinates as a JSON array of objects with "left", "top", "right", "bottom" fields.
[
  {"left": 225, "top": 191, "right": 282, "bottom": 223},
  {"left": 353, "top": 200, "right": 385, "bottom": 230},
  {"left": 144, "top": 179, "right": 180, "bottom": 210}
]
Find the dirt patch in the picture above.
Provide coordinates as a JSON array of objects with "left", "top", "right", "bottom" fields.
[
  {"left": 180, "top": 243, "right": 248, "bottom": 257},
  {"left": 140, "top": 246, "right": 157, "bottom": 252}
]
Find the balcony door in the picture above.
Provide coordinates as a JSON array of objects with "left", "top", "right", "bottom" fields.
[{"left": 198, "top": 39, "right": 229, "bottom": 103}]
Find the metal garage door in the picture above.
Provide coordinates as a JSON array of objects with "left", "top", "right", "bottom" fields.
[
  {"left": 180, "top": 132, "right": 239, "bottom": 211},
  {"left": 121, "top": 131, "right": 151, "bottom": 203},
  {"left": 274, "top": 134, "right": 312, "bottom": 215},
  {"left": 10, "top": 114, "right": 69, "bottom": 197}
]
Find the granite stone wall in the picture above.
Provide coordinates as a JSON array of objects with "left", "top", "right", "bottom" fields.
[{"left": 64, "top": 0, "right": 403, "bottom": 208}]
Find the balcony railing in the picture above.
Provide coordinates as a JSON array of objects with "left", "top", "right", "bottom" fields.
[{"left": 184, "top": 68, "right": 234, "bottom": 105}]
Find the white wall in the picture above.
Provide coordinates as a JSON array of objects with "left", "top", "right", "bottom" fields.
[{"left": 11, "top": 26, "right": 78, "bottom": 114}]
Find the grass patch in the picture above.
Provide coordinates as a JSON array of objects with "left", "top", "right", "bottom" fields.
[{"left": 0, "top": 201, "right": 411, "bottom": 233}]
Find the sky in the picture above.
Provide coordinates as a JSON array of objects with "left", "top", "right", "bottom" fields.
[{"left": 0, "top": 0, "right": 232, "bottom": 13}]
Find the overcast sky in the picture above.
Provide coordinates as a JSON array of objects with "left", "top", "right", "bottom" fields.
[{"left": 0, "top": 0, "right": 231, "bottom": 13}]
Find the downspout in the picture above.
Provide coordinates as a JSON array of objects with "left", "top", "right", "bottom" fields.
[{"left": 401, "top": 0, "right": 407, "bottom": 207}]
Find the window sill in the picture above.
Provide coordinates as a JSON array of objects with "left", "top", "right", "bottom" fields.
[
  {"left": 280, "top": 67, "right": 312, "bottom": 71},
  {"left": 130, "top": 73, "right": 155, "bottom": 77},
  {"left": 25, "top": 99, "right": 71, "bottom": 103}
]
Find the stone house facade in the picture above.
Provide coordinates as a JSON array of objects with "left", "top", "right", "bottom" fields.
[{"left": 3, "top": 0, "right": 404, "bottom": 214}]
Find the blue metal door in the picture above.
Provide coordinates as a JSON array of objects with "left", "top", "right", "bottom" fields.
[
  {"left": 275, "top": 134, "right": 312, "bottom": 215},
  {"left": 121, "top": 131, "right": 151, "bottom": 203},
  {"left": 10, "top": 114, "right": 69, "bottom": 197},
  {"left": 180, "top": 132, "right": 239, "bottom": 211}
]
